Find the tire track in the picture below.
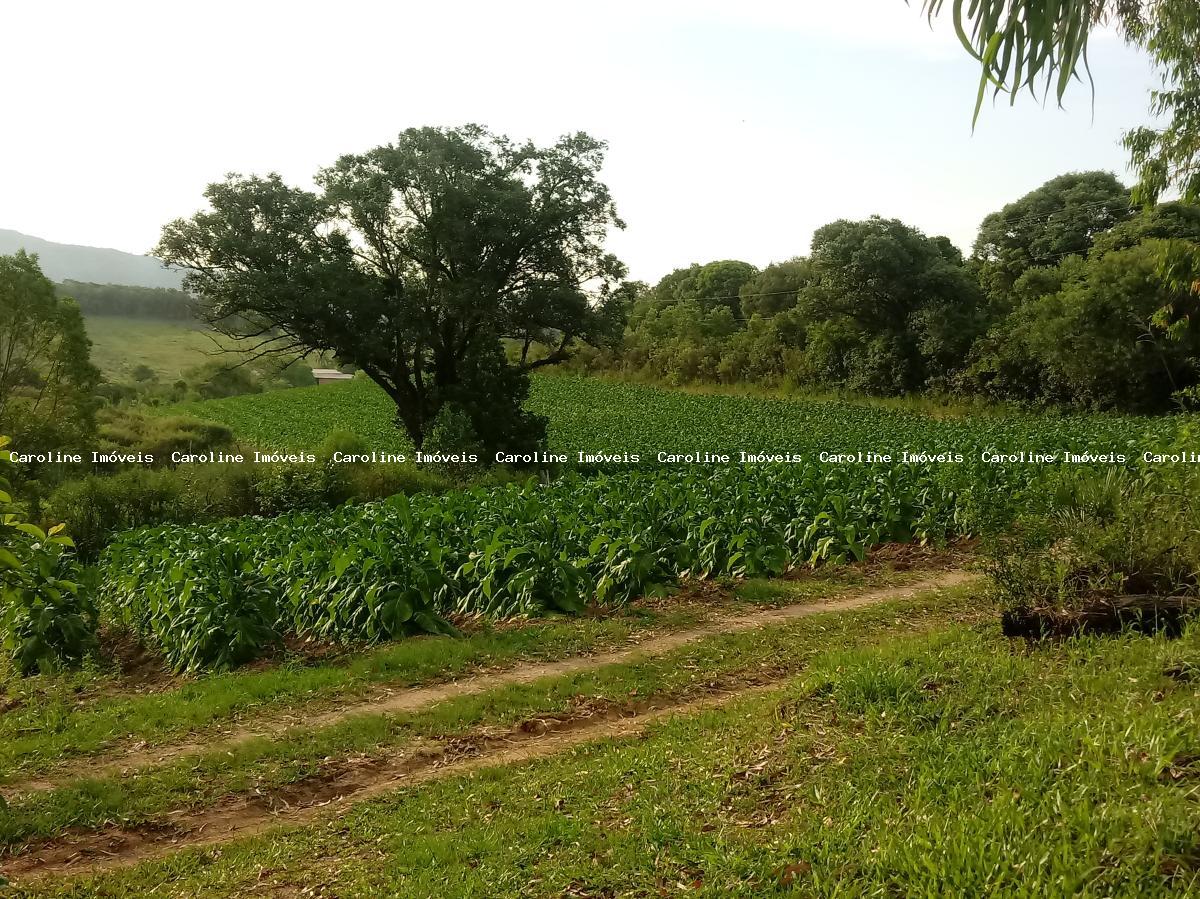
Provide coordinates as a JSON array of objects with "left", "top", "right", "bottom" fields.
[{"left": 3, "top": 570, "right": 976, "bottom": 799}]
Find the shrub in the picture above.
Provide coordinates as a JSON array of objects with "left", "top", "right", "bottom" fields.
[
  {"left": 316, "top": 430, "right": 369, "bottom": 460},
  {"left": 44, "top": 468, "right": 190, "bottom": 560},
  {"left": 342, "top": 462, "right": 450, "bottom": 501},
  {"left": 318, "top": 431, "right": 453, "bottom": 500},
  {"left": 421, "top": 403, "right": 486, "bottom": 480},
  {"left": 97, "top": 408, "right": 235, "bottom": 463},
  {"left": 984, "top": 444, "right": 1200, "bottom": 613},
  {"left": 253, "top": 461, "right": 349, "bottom": 516},
  {"left": 0, "top": 436, "right": 96, "bottom": 674},
  {"left": 186, "top": 361, "right": 263, "bottom": 399},
  {"left": 177, "top": 462, "right": 259, "bottom": 518}
]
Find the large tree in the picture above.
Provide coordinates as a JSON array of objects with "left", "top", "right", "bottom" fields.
[
  {"left": 156, "top": 125, "right": 627, "bottom": 451},
  {"left": 972, "top": 171, "right": 1131, "bottom": 304},
  {"left": 964, "top": 239, "right": 1200, "bottom": 411},
  {"left": 738, "top": 258, "right": 812, "bottom": 318},
  {"left": 0, "top": 252, "right": 99, "bottom": 447},
  {"left": 1091, "top": 201, "right": 1200, "bottom": 256},
  {"left": 795, "top": 217, "right": 983, "bottom": 393},
  {"left": 633, "top": 260, "right": 759, "bottom": 318}
]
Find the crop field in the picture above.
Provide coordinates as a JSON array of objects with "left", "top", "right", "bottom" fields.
[
  {"left": 12, "top": 374, "right": 1200, "bottom": 896},
  {"left": 117, "top": 376, "right": 1186, "bottom": 677},
  {"left": 99, "top": 463, "right": 987, "bottom": 671},
  {"left": 165, "top": 374, "right": 1177, "bottom": 457}
]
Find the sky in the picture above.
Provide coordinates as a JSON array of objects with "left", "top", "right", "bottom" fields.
[{"left": 1, "top": 0, "right": 1162, "bottom": 284}]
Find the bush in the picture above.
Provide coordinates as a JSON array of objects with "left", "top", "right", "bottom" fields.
[
  {"left": 437, "top": 338, "right": 546, "bottom": 458},
  {"left": 0, "top": 530, "right": 97, "bottom": 675},
  {"left": 186, "top": 361, "right": 263, "bottom": 399},
  {"left": 984, "top": 444, "right": 1200, "bottom": 613},
  {"left": 253, "top": 461, "right": 349, "bottom": 516},
  {"left": 421, "top": 403, "right": 486, "bottom": 480},
  {"left": 44, "top": 468, "right": 190, "bottom": 560},
  {"left": 342, "top": 462, "right": 450, "bottom": 500},
  {"left": 178, "top": 462, "right": 259, "bottom": 519},
  {"left": 0, "top": 436, "right": 96, "bottom": 674},
  {"left": 97, "top": 409, "right": 235, "bottom": 463},
  {"left": 316, "top": 430, "right": 369, "bottom": 460}
]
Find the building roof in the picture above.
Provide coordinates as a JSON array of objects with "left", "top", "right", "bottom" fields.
[{"left": 311, "top": 369, "right": 354, "bottom": 380}]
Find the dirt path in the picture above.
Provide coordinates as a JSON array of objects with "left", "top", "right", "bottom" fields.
[
  {"left": 0, "top": 570, "right": 980, "bottom": 884},
  {"left": 1, "top": 679, "right": 793, "bottom": 883},
  {"left": 4, "top": 570, "right": 976, "bottom": 799}
]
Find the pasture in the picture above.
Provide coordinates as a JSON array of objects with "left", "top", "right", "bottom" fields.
[{"left": 82, "top": 317, "right": 234, "bottom": 381}]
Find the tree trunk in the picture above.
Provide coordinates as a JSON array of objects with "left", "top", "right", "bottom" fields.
[{"left": 1002, "top": 595, "right": 1200, "bottom": 640}]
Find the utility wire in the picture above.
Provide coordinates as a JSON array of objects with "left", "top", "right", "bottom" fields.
[{"left": 979, "top": 199, "right": 1135, "bottom": 232}]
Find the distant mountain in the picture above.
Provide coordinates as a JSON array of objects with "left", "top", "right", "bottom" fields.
[{"left": 0, "top": 228, "right": 184, "bottom": 289}]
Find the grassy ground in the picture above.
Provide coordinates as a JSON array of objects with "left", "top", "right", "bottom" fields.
[
  {"left": 0, "top": 608, "right": 696, "bottom": 784},
  {"left": 0, "top": 562, "right": 920, "bottom": 777},
  {"left": 4, "top": 572, "right": 1197, "bottom": 897},
  {"left": 82, "top": 317, "right": 236, "bottom": 381},
  {"left": 0, "top": 577, "right": 972, "bottom": 851},
  {"left": 0, "top": 562, "right": 923, "bottom": 789}
]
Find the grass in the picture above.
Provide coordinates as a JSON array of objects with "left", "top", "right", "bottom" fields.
[
  {"left": 81, "top": 317, "right": 334, "bottom": 382},
  {"left": 82, "top": 317, "right": 236, "bottom": 381},
  {"left": 0, "top": 562, "right": 900, "bottom": 786},
  {"left": 0, "top": 599, "right": 693, "bottom": 784},
  {"left": 0, "top": 579, "right": 976, "bottom": 853},
  {"left": 13, "top": 585, "right": 1200, "bottom": 897}
]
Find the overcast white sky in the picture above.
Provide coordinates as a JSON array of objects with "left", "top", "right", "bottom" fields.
[{"left": 1, "top": 0, "right": 1159, "bottom": 283}]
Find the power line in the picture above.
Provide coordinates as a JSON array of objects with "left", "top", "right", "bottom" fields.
[{"left": 980, "top": 199, "right": 1134, "bottom": 233}]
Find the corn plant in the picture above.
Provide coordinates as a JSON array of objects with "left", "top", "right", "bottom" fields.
[{"left": 99, "top": 460, "right": 981, "bottom": 672}]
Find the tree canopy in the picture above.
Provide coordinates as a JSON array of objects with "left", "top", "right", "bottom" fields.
[
  {"left": 559, "top": 170, "right": 1199, "bottom": 412},
  {"left": 0, "top": 253, "right": 99, "bottom": 448},
  {"left": 1090, "top": 201, "right": 1200, "bottom": 256},
  {"left": 972, "top": 171, "right": 1131, "bottom": 303},
  {"left": 738, "top": 259, "right": 812, "bottom": 318},
  {"left": 965, "top": 239, "right": 1200, "bottom": 410},
  {"left": 635, "top": 260, "right": 759, "bottom": 317},
  {"left": 156, "top": 125, "right": 627, "bottom": 452},
  {"left": 795, "top": 217, "right": 983, "bottom": 393},
  {"left": 56, "top": 281, "right": 195, "bottom": 320}
]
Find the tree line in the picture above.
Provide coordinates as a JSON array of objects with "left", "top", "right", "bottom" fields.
[
  {"left": 572, "top": 172, "right": 1200, "bottom": 414},
  {"left": 55, "top": 280, "right": 195, "bottom": 320},
  {"left": 4, "top": 134, "right": 1198, "bottom": 467}
]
